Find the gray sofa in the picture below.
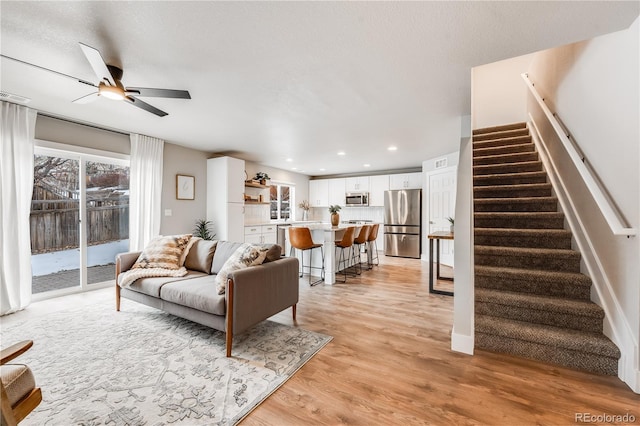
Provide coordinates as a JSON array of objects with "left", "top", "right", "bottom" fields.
[{"left": 115, "top": 240, "right": 299, "bottom": 356}]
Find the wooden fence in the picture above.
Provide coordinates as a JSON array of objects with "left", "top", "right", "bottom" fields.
[{"left": 30, "top": 198, "right": 129, "bottom": 254}]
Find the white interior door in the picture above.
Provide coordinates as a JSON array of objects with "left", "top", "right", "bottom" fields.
[{"left": 428, "top": 167, "right": 456, "bottom": 266}]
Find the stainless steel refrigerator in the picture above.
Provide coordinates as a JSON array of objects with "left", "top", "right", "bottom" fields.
[{"left": 384, "top": 189, "right": 421, "bottom": 258}]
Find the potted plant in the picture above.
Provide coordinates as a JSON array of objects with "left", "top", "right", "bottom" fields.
[
  {"left": 193, "top": 219, "right": 216, "bottom": 240},
  {"left": 298, "top": 199, "right": 310, "bottom": 221},
  {"left": 447, "top": 216, "right": 454, "bottom": 233},
  {"left": 254, "top": 172, "right": 270, "bottom": 186},
  {"left": 329, "top": 205, "right": 342, "bottom": 226}
]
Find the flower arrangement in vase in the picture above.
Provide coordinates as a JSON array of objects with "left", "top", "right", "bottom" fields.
[
  {"left": 447, "top": 216, "right": 455, "bottom": 233},
  {"left": 329, "top": 205, "right": 342, "bottom": 226},
  {"left": 298, "top": 200, "right": 310, "bottom": 221}
]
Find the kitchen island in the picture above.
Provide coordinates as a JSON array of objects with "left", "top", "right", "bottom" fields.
[{"left": 287, "top": 222, "right": 369, "bottom": 284}]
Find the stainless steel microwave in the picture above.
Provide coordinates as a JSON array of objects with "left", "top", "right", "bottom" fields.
[{"left": 345, "top": 192, "right": 369, "bottom": 207}]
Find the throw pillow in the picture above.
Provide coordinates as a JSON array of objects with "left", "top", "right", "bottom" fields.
[
  {"left": 185, "top": 239, "right": 218, "bottom": 273},
  {"left": 179, "top": 236, "right": 201, "bottom": 266},
  {"left": 214, "top": 243, "right": 269, "bottom": 295},
  {"left": 132, "top": 234, "right": 192, "bottom": 270}
]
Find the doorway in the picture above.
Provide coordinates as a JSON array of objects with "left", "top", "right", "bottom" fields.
[
  {"left": 30, "top": 146, "right": 129, "bottom": 297},
  {"left": 427, "top": 166, "right": 457, "bottom": 267}
]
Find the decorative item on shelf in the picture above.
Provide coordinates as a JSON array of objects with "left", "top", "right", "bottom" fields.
[
  {"left": 193, "top": 219, "right": 216, "bottom": 240},
  {"left": 298, "top": 200, "right": 310, "bottom": 221},
  {"left": 329, "top": 204, "right": 342, "bottom": 227},
  {"left": 447, "top": 216, "right": 455, "bottom": 233},
  {"left": 254, "top": 172, "right": 270, "bottom": 186}
]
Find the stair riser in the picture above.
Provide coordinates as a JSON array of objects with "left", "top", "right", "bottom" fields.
[
  {"left": 474, "top": 174, "right": 547, "bottom": 187},
  {"left": 473, "top": 123, "right": 527, "bottom": 135},
  {"left": 475, "top": 332, "right": 618, "bottom": 375},
  {"left": 474, "top": 273, "right": 591, "bottom": 299},
  {"left": 474, "top": 216, "right": 564, "bottom": 229},
  {"left": 475, "top": 252, "right": 580, "bottom": 272},
  {"left": 473, "top": 129, "right": 530, "bottom": 141},
  {"left": 474, "top": 200, "right": 557, "bottom": 213},
  {"left": 474, "top": 162, "right": 542, "bottom": 175},
  {"left": 474, "top": 234, "right": 571, "bottom": 249},
  {"left": 473, "top": 136, "right": 532, "bottom": 149},
  {"left": 473, "top": 144, "right": 535, "bottom": 158},
  {"left": 473, "top": 152, "right": 538, "bottom": 166},
  {"left": 475, "top": 302, "right": 602, "bottom": 332},
  {"left": 474, "top": 187, "right": 552, "bottom": 198}
]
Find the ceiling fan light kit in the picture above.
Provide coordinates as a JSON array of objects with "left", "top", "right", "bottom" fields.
[{"left": 74, "top": 43, "right": 191, "bottom": 116}]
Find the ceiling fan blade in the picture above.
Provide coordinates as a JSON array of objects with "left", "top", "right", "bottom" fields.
[
  {"left": 72, "top": 92, "right": 100, "bottom": 104},
  {"left": 125, "top": 87, "right": 191, "bottom": 99},
  {"left": 124, "top": 96, "right": 168, "bottom": 117},
  {"left": 79, "top": 43, "right": 116, "bottom": 86}
]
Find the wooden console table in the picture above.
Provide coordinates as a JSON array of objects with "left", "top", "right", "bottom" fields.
[{"left": 428, "top": 231, "right": 454, "bottom": 296}]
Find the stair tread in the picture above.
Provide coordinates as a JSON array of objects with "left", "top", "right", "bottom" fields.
[
  {"left": 473, "top": 122, "right": 527, "bottom": 135},
  {"left": 475, "top": 265, "right": 591, "bottom": 284},
  {"left": 474, "top": 183, "right": 552, "bottom": 191},
  {"left": 473, "top": 142, "right": 534, "bottom": 154},
  {"left": 474, "top": 196, "right": 557, "bottom": 203},
  {"left": 475, "top": 288, "right": 604, "bottom": 318},
  {"left": 474, "top": 228, "right": 570, "bottom": 236},
  {"left": 475, "top": 315, "right": 620, "bottom": 358},
  {"left": 474, "top": 152, "right": 537, "bottom": 162},
  {"left": 474, "top": 212, "right": 563, "bottom": 218},
  {"left": 473, "top": 129, "right": 530, "bottom": 141},
  {"left": 476, "top": 244, "right": 579, "bottom": 256},
  {"left": 473, "top": 135, "right": 532, "bottom": 147},
  {"left": 473, "top": 160, "right": 542, "bottom": 171}
]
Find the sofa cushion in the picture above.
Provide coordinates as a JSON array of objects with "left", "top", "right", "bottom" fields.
[
  {"left": 124, "top": 271, "right": 207, "bottom": 298},
  {"left": 132, "top": 234, "right": 192, "bottom": 270},
  {"left": 160, "top": 276, "right": 226, "bottom": 315},
  {"left": 261, "top": 244, "right": 282, "bottom": 263},
  {"left": 185, "top": 239, "right": 218, "bottom": 273},
  {"left": 211, "top": 241, "right": 244, "bottom": 274},
  {"left": 215, "top": 243, "right": 269, "bottom": 294}
]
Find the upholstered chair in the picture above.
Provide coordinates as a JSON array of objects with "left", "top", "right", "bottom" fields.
[
  {"left": 1, "top": 340, "right": 42, "bottom": 426},
  {"left": 289, "top": 227, "right": 324, "bottom": 286}
]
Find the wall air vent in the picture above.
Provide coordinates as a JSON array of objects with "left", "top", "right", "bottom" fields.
[
  {"left": 434, "top": 158, "right": 448, "bottom": 169},
  {"left": 0, "top": 91, "right": 31, "bottom": 104}
]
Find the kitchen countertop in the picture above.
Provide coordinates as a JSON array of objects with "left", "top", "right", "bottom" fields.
[{"left": 245, "top": 221, "right": 321, "bottom": 227}]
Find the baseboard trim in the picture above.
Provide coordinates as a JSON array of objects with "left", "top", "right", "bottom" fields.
[{"left": 451, "top": 327, "right": 474, "bottom": 355}]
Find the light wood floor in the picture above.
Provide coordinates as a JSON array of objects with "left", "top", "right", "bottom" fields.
[{"left": 244, "top": 255, "right": 639, "bottom": 425}]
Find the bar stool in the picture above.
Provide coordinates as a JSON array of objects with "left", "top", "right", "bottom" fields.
[
  {"left": 289, "top": 227, "right": 324, "bottom": 286},
  {"left": 335, "top": 226, "right": 357, "bottom": 283},
  {"left": 353, "top": 225, "right": 371, "bottom": 274},
  {"left": 366, "top": 223, "right": 380, "bottom": 269}
]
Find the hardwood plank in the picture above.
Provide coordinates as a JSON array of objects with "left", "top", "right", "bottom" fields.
[{"left": 243, "top": 255, "right": 638, "bottom": 425}]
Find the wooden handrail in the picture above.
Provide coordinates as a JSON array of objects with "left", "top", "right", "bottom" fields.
[{"left": 522, "top": 73, "right": 636, "bottom": 237}]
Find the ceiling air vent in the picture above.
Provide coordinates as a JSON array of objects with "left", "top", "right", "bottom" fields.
[
  {"left": 0, "top": 91, "right": 31, "bottom": 104},
  {"left": 434, "top": 158, "right": 448, "bottom": 169}
]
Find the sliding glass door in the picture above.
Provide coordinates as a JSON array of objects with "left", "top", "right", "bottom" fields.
[{"left": 30, "top": 147, "right": 129, "bottom": 296}]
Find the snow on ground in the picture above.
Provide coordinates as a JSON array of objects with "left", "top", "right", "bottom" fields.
[{"left": 31, "top": 240, "right": 130, "bottom": 276}]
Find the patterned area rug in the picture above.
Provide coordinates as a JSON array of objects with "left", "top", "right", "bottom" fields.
[{"left": 1, "top": 300, "right": 331, "bottom": 425}]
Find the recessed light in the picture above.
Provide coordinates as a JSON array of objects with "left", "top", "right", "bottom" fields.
[
  {"left": 363, "top": 164, "right": 371, "bottom": 167},
  {"left": 388, "top": 146, "right": 398, "bottom": 151},
  {"left": 319, "top": 168, "right": 326, "bottom": 171},
  {"left": 286, "top": 158, "right": 293, "bottom": 162},
  {"left": 291, "top": 167, "right": 298, "bottom": 170},
  {"left": 337, "top": 151, "right": 346, "bottom": 156}
]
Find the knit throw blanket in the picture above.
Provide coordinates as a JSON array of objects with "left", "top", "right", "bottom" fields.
[{"left": 118, "top": 267, "right": 188, "bottom": 288}]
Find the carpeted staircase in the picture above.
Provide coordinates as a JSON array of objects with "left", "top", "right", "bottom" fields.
[{"left": 472, "top": 122, "right": 620, "bottom": 375}]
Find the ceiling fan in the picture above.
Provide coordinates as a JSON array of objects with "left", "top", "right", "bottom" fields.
[{"left": 73, "top": 43, "right": 190, "bottom": 117}]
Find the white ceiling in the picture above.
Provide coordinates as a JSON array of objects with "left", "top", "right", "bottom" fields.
[{"left": 1, "top": 2, "right": 638, "bottom": 176}]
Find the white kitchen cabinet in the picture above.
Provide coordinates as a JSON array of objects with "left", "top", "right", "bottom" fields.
[
  {"left": 345, "top": 176, "right": 369, "bottom": 192},
  {"left": 207, "top": 156, "right": 245, "bottom": 241},
  {"left": 244, "top": 224, "right": 277, "bottom": 244},
  {"left": 369, "top": 175, "right": 389, "bottom": 206},
  {"left": 309, "top": 179, "right": 329, "bottom": 207},
  {"left": 389, "top": 172, "right": 423, "bottom": 190},
  {"left": 328, "top": 178, "right": 346, "bottom": 206}
]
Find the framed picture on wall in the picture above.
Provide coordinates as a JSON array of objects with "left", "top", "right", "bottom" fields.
[{"left": 176, "top": 174, "right": 195, "bottom": 200}]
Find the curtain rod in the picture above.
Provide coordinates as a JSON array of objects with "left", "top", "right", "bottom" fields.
[{"left": 37, "top": 111, "right": 130, "bottom": 137}]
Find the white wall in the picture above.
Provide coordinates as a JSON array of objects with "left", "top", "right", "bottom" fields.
[
  {"left": 160, "top": 143, "right": 208, "bottom": 235},
  {"left": 471, "top": 54, "right": 534, "bottom": 130},
  {"left": 527, "top": 17, "right": 639, "bottom": 390}
]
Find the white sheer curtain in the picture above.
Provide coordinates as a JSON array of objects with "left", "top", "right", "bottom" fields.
[
  {"left": 1, "top": 102, "right": 37, "bottom": 315},
  {"left": 129, "top": 133, "right": 164, "bottom": 251}
]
